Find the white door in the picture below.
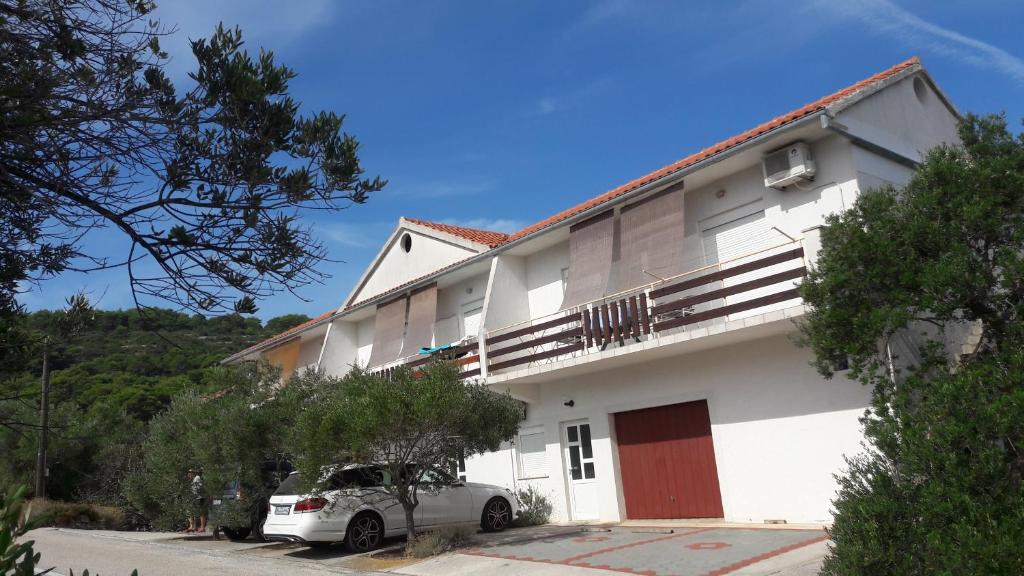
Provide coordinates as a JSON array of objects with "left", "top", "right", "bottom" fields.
[
  {"left": 460, "top": 299, "right": 484, "bottom": 339},
  {"left": 563, "top": 421, "right": 599, "bottom": 520}
]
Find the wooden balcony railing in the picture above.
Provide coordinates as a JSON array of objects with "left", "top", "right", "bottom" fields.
[
  {"left": 372, "top": 340, "right": 482, "bottom": 381},
  {"left": 483, "top": 241, "right": 807, "bottom": 377}
]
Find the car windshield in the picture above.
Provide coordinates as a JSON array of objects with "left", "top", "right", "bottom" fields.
[{"left": 274, "top": 472, "right": 304, "bottom": 496}]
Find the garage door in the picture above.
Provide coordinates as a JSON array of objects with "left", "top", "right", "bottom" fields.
[{"left": 614, "top": 400, "right": 724, "bottom": 519}]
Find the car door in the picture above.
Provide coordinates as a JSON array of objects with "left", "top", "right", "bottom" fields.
[
  {"left": 416, "top": 468, "right": 474, "bottom": 526},
  {"left": 355, "top": 467, "right": 406, "bottom": 536}
]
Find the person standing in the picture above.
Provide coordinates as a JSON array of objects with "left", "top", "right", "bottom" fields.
[
  {"left": 184, "top": 469, "right": 197, "bottom": 533},
  {"left": 190, "top": 468, "right": 208, "bottom": 533}
]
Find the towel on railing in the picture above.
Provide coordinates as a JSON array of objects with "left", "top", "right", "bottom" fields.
[{"left": 418, "top": 343, "right": 454, "bottom": 355}]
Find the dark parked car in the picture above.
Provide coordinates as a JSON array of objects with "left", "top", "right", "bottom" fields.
[{"left": 211, "top": 459, "right": 292, "bottom": 541}]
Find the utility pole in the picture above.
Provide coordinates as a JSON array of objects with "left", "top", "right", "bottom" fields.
[{"left": 35, "top": 339, "right": 50, "bottom": 498}]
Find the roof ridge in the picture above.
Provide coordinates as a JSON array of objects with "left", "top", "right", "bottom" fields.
[
  {"left": 403, "top": 217, "right": 510, "bottom": 248},
  {"left": 404, "top": 217, "right": 508, "bottom": 237}
]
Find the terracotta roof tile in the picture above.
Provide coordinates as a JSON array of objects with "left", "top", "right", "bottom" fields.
[
  {"left": 229, "top": 308, "right": 335, "bottom": 360},
  {"left": 404, "top": 218, "right": 510, "bottom": 248}
]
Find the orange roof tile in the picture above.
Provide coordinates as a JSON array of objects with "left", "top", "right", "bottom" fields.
[{"left": 404, "top": 218, "right": 510, "bottom": 248}]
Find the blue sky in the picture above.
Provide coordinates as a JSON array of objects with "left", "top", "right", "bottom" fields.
[{"left": 20, "top": 0, "right": 1024, "bottom": 322}]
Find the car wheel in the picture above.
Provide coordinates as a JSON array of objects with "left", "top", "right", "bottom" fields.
[
  {"left": 221, "top": 526, "right": 251, "bottom": 541},
  {"left": 481, "top": 497, "right": 511, "bottom": 532},
  {"left": 345, "top": 512, "right": 384, "bottom": 553}
]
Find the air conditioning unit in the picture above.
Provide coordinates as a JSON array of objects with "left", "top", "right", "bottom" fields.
[{"left": 762, "top": 142, "right": 815, "bottom": 189}]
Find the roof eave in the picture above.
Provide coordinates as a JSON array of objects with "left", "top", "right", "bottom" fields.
[{"left": 220, "top": 314, "right": 338, "bottom": 365}]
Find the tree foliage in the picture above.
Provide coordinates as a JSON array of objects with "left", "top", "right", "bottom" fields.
[
  {"left": 126, "top": 362, "right": 317, "bottom": 529},
  {"left": 289, "top": 362, "right": 522, "bottom": 550},
  {"left": 0, "top": 307, "right": 306, "bottom": 500},
  {"left": 1, "top": 0, "right": 384, "bottom": 317},
  {"left": 799, "top": 114, "right": 1024, "bottom": 575}
]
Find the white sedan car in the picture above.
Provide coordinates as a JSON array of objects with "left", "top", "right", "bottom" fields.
[{"left": 262, "top": 464, "right": 519, "bottom": 551}]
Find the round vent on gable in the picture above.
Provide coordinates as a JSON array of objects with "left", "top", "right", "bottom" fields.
[{"left": 401, "top": 233, "right": 413, "bottom": 253}]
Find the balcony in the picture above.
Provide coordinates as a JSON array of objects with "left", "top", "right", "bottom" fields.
[
  {"left": 481, "top": 240, "right": 808, "bottom": 383},
  {"left": 368, "top": 239, "right": 808, "bottom": 385},
  {"left": 371, "top": 338, "right": 483, "bottom": 381}
]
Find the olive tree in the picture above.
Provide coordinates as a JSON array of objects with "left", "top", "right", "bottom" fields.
[
  {"left": 289, "top": 362, "right": 522, "bottom": 552},
  {"left": 799, "top": 114, "right": 1024, "bottom": 575},
  {"left": 127, "top": 362, "right": 319, "bottom": 530}
]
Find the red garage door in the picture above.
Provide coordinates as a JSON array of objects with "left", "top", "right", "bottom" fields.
[{"left": 614, "top": 400, "right": 724, "bottom": 519}]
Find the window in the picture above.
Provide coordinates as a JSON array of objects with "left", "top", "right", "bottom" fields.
[
  {"left": 517, "top": 428, "right": 547, "bottom": 479},
  {"left": 328, "top": 467, "right": 385, "bottom": 490},
  {"left": 401, "top": 233, "right": 413, "bottom": 253}
]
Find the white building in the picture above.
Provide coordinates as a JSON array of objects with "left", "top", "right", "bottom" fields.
[{"left": 224, "top": 57, "right": 961, "bottom": 525}]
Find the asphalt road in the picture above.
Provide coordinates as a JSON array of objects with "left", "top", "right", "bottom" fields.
[{"left": 28, "top": 528, "right": 384, "bottom": 576}]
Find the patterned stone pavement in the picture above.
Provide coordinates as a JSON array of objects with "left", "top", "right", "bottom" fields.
[{"left": 463, "top": 526, "right": 827, "bottom": 576}]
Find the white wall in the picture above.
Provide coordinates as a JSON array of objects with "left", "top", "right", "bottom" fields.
[
  {"left": 295, "top": 336, "right": 323, "bottom": 374},
  {"left": 317, "top": 320, "right": 359, "bottom": 377},
  {"left": 468, "top": 334, "right": 870, "bottom": 524},
  {"left": 851, "top": 144, "right": 915, "bottom": 193},
  {"left": 355, "top": 316, "right": 375, "bottom": 368},
  {"left": 524, "top": 242, "right": 569, "bottom": 320},
  {"left": 836, "top": 72, "right": 960, "bottom": 163},
  {"left": 352, "top": 229, "right": 477, "bottom": 303},
  {"left": 435, "top": 273, "right": 489, "bottom": 344},
  {"left": 682, "top": 135, "right": 858, "bottom": 262},
  {"left": 482, "top": 255, "right": 532, "bottom": 331}
]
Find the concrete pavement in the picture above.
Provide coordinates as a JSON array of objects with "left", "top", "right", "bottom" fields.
[
  {"left": 28, "top": 528, "right": 387, "bottom": 576},
  {"left": 27, "top": 523, "right": 827, "bottom": 576}
]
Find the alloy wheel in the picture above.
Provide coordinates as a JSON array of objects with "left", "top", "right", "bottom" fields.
[
  {"left": 349, "top": 515, "right": 382, "bottom": 551},
  {"left": 486, "top": 499, "right": 510, "bottom": 531}
]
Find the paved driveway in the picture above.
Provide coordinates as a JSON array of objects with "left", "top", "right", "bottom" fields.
[{"left": 456, "top": 526, "right": 827, "bottom": 576}]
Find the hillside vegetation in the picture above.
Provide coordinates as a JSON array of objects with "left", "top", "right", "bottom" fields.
[{"left": 0, "top": 309, "right": 309, "bottom": 501}]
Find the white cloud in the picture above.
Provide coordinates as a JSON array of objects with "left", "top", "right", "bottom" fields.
[
  {"left": 536, "top": 97, "right": 559, "bottom": 115},
  {"left": 526, "top": 77, "right": 612, "bottom": 118},
  {"left": 807, "top": 0, "right": 1024, "bottom": 84},
  {"left": 439, "top": 218, "right": 527, "bottom": 234}
]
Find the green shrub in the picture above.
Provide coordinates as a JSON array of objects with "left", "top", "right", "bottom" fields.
[
  {"left": 2, "top": 485, "right": 39, "bottom": 576},
  {"left": 512, "top": 485, "right": 551, "bottom": 527},
  {"left": 409, "top": 524, "right": 475, "bottom": 558},
  {"left": 26, "top": 500, "right": 126, "bottom": 530}
]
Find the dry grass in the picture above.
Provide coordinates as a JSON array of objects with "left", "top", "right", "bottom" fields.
[
  {"left": 26, "top": 499, "right": 127, "bottom": 530},
  {"left": 409, "top": 523, "right": 476, "bottom": 558}
]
